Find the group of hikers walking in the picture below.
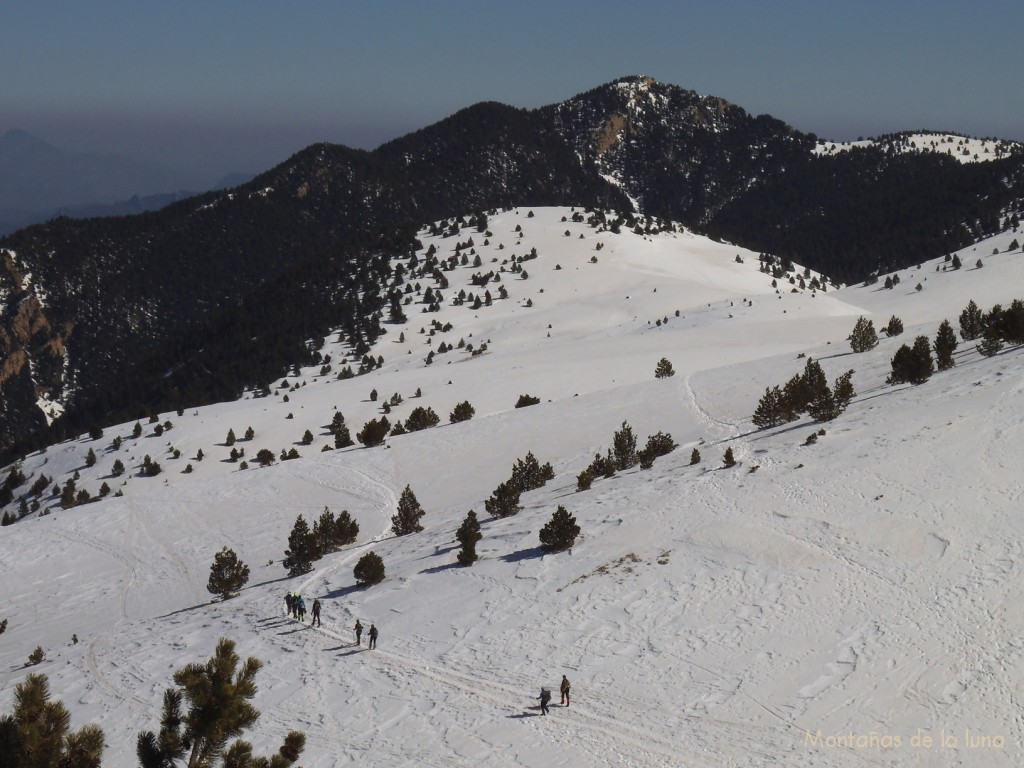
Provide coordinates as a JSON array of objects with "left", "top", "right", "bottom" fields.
[
  {"left": 284, "top": 593, "right": 320, "bottom": 625},
  {"left": 285, "top": 593, "right": 376, "bottom": 648},
  {"left": 538, "top": 675, "right": 570, "bottom": 715},
  {"left": 283, "top": 593, "right": 567, "bottom": 712},
  {"left": 353, "top": 618, "right": 378, "bottom": 648}
]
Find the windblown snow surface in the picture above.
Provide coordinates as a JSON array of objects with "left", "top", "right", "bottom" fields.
[{"left": 2, "top": 208, "right": 1023, "bottom": 767}]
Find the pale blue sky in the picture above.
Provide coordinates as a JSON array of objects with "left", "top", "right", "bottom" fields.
[{"left": 4, "top": 0, "right": 1021, "bottom": 181}]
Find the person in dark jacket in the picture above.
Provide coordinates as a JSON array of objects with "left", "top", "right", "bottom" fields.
[
  {"left": 285, "top": 593, "right": 293, "bottom": 616},
  {"left": 368, "top": 623, "right": 378, "bottom": 649},
  {"left": 539, "top": 687, "right": 551, "bottom": 716},
  {"left": 311, "top": 598, "right": 321, "bottom": 627},
  {"left": 560, "top": 675, "right": 571, "bottom": 706},
  {"left": 355, "top": 619, "right": 363, "bottom": 646}
]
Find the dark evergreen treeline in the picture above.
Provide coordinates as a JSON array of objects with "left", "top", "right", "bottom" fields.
[
  {"left": 707, "top": 147, "right": 1024, "bottom": 283},
  {"left": 50, "top": 225, "right": 414, "bottom": 447}
]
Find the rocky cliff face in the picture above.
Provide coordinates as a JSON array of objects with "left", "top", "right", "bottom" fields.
[{"left": 0, "top": 249, "right": 72, "bottom": 453}]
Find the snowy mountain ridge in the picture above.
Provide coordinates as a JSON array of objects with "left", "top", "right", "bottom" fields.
[
  {"left": 1, "top": 207, "right": 1023, "bottom": 767},
  {"left": 814, "top": 131, "right": 1022, "bottom": 163}
]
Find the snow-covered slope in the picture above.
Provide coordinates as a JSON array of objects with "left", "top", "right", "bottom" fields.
[
  {"left": 2, "top": 208, "right": 1023, "bottom": 766},
  {"left": 814, "top": 131, "right": 1022, "bottom": 162}
]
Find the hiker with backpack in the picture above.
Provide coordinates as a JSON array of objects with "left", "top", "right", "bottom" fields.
[
  {"left": 368, "top": 623, "right": 378, "bottom": 649},
  {"left": 311, "top": 598, "right": 321, "bottom": 627},
  {"left": 560, "top": 675, "right": 571, "bottom": 706},
  {"left": 538, "top": 687, "right": 551, "bottom": 716},
  {"left": 354, "top": 619, "right": 363, "bottom": 646}
]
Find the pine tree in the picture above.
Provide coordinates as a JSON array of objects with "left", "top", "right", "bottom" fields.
[
  {"left": 889, "top": 336, "right": 934, "bottom": 384},
  {"left": 1004, "top": 299, "right": 1024, "bottom": 344},
  {"left": 514, "top": 394, "right": 541, "bottom": 408},
  {"left": 356, "top": 417, "right": 389, "bottom": 447},
  {"left": 449, "top": 401, "right": 475, "bottom": 423},
  {"left": 85, "top": 448, "right": 97, "bottom": 468},
  {"left": 959, "top": 299, "right": 984, "bottom": 340},
  {"left": 690, "top": 448, "right": 701, "bottom": 465},
  {"left": 654, "top": 357, "right": 675, "bottom": 378},
  {"left": 934, "top": 319, "right": 958, "bottom": 370},
  {"left": 392, "top": 485, "right": 425, "bottom": 535},
  {"left": 353, "top": 551, "right": 385, "bottom": 586},
  {"left": 643, "top": 432, "right": 677, "bottom": 459},
  {"left": 312, "top": 507, "right": 359, "bottom": 555},
  {"left": 539, "top": 506, "right": 581, "bottom": 552},
  {"left": 404, "top": 406, "right": 440, "bottom": 432},
  {"left": 832, "top": 370, "right": 855, "bottom": 413},
  {"left": 752, "top": 385, "right": 794, "bottom": 428},
  {"left": 723, "top": 447, "right": 736, "bottom": 467},
  {"left": 884, "top": 315, "right": 904, "bottom": 336},
  {"left": 207, "top": 547, "right": 250, "bottom": 600},
  {"left": 284, "top": 516, "right": 314, "bottom": 576},
  {"left": 576, "top": 469, "right": 594, "bottom": 492},
  {"left": 807, "top": 385, "right": 838, "bottom": 422},
  {"left": 612, "top": 421, "right": 638, "bottom": 470},
  {"left": 225, "top": 429, "right": 236, "bottom": 446},
  {"left": 456, "top": 510, "right": 482, "bottom": 566},
  {"left": 799, "top": 358, "right": 828, "bottom": 411},
  {"left": 510, "top": 452, "right": 553, "bottom": 492},
  {"left": 978, "top": 324, "right": 1003, "bottom": 357},
  {"left": 484, "top": 480, "right": 522, "bottom": 518},
  {"left": 0, "top": 673, "right": 104, "bottom": 768},
  {"left": 848, "top": 316, "right": 879, "bottom": 353},
  {"left": 136, "top": 638, "right": 305, "bottom": 768}
]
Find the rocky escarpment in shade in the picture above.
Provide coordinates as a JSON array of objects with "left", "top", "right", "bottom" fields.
[{"left": 0, "top": 249, "right": 72, "bottom": 453}]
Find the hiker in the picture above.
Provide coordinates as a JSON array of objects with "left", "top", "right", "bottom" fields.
[
  {"left": 311, "top": 598, "right": 321, "bottom": 627},
  {"left": 292, "top": 592, "right": 299, "bottom": 618},
  {"left": 560, "top": 675, "right": 571, "bottom": 706},
  {"left": 539, "top": 687, "right": 551, "bottom": 716},
  {"left": 296, "top": 596, "right": 307, "bottom": 622},
  {"left": 368, "top": 623, "right": 378, "bottom": 649},
  {"left": 285, "top": 593, "right": 293, "bottom": 616},
  {"left": 354, "top": 619, "right": 363, "bottom": 646}
]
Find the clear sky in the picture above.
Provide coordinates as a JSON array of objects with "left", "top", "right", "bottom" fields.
[{"left": 4, "top": 0, "right": 1021, "bottom": 183}]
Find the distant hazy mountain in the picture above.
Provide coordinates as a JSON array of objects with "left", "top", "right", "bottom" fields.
[
  {"left": 0, "top": 129, "right": 194, "bottom": 209},
  {"left": 0, "top": 129, "right": 254, "bottom": 235}
]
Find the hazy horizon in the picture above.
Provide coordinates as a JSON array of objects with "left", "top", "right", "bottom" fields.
[{"left": 4, "top": 1, "right": 1021, "bottom": 182}]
